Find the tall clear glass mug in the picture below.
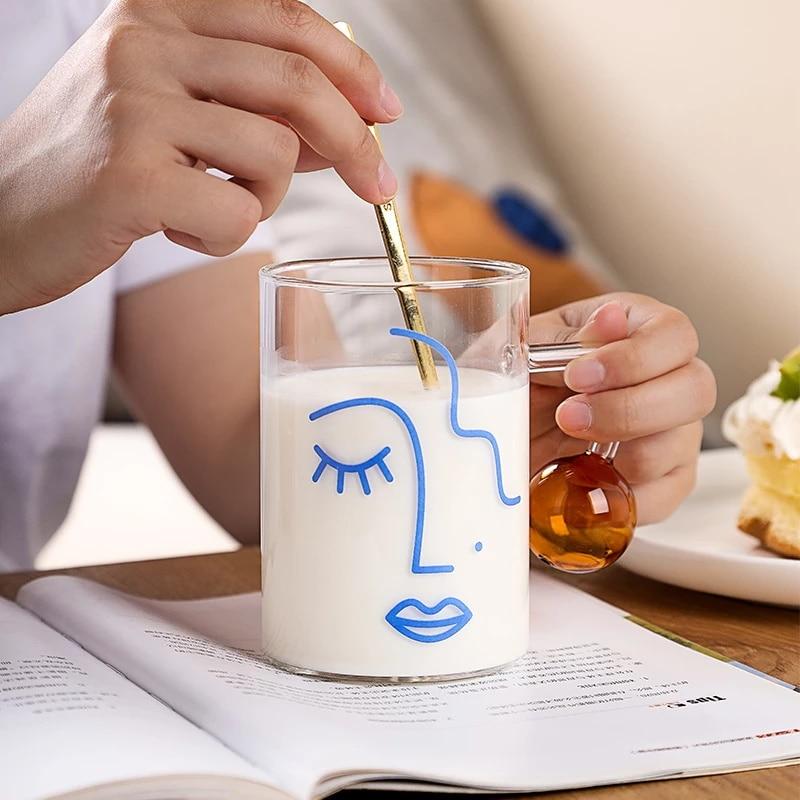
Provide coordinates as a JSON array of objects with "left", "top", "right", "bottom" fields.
[{"left": 261, "top": 258, "right": 531, "bottom": 682}]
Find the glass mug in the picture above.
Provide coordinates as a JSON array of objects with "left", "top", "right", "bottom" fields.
[{"left": 260, "top": 257, "right": 634, "bottom": 682}]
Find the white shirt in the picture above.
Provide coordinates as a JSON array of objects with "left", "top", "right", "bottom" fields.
[{"left": 0, "top": 1, "right": 273, "bottom": 569}]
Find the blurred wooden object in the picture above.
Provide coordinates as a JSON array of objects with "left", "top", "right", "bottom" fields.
[
  {"left": 411, "top": 172, "right": 602, "bottom": 314},
  {"left": 1, "top": 547, "right": 797, "bottom": 798}
]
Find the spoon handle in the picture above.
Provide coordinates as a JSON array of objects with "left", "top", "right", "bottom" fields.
[{"left": 335, "top": 21, "right": 439, "bottom": 390}]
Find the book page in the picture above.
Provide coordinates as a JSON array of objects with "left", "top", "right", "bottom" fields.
[
  {"left": 18, "top": 574, "right": 800, "bottom": 798},
  {"left": 0, "top": 596, "right": 265, "bottom": 800}
]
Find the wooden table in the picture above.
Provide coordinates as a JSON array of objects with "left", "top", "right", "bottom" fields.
[{"left": 1, "top": 547, "right": 797, "bottom": 799}]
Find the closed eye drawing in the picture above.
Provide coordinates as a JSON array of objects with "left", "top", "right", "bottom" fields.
[{"left": 311, "top": 444, "right": 394, "bottom": 496}]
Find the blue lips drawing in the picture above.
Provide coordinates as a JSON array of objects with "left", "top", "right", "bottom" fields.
[{"left": 385, "top": 597, "right": 473, "bottom": 643}]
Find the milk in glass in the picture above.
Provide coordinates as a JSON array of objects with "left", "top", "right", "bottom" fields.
[{"left": 261, "top": 364, "right": 529, "bottom": 679}]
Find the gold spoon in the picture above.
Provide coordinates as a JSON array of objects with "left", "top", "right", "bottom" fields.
[{"left": 335, "top": 21, "right": 438, "bottom": 390}]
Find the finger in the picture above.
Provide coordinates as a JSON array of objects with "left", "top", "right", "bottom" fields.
[
  {"left": 530, "top": 302, "right": 629, "bottom": 388},
  {"left": 257, "top": 115, "right": 332, "bottom": 171},
  {"left": 613, "top": 422, "right": 703, "bottom": 485},
  {"left": 630, "top": 462, "right": 698, "bottom": 526},
  {"left": 171, "top": 0, "right": 403, "bottom": 123},
  {"left": 169, "top": 99, "right": 300, "bottom": 183},
  {"left": 530, "top": 300, "right": 629, "bottom": 347},
  {"left": 530, "top": 421, "right": 702, "bottom": 485},
  {"left": 565, "top": 305, "right": 699, "bottom": 393},
  {"left": 164, "top": 229, "right": 223, "bottom": 255},
  {"left": 177, "top": 37, "right": 393, "bottom": 203},
  {"left": 530, "top": 384, "right": 571, "bottom": 437},
  {"left": 529, "top": 427, "right": 586, "bottom": 478},
  {"left": 295, "top": 139, "right": 333, "bottom": 172},
  {"left": 556, "top": 358, "right": 717, "bottom": 441},
  {"left": 155, "top": 166, "right": 262, "bottom": 255},
  {"left": 167, "top": 101, "right": 299, "bottom": 218}
]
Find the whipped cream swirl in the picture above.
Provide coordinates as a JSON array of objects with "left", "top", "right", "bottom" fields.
[{"left": 723, "top": 361, "right": 800, "bottom": 460}]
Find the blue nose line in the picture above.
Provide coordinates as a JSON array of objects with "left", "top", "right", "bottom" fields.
[{"left": 389, "top": 328, "right": 521, "bottom": 507}]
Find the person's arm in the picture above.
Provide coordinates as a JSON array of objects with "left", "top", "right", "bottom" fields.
[
  {"left": 112, "top": 248, "right": 341, "bottom": 544},
  {"left": 0, "top": 0, "right": 401, "bottom": 315},
  {"left": 113, "top": 253, "right": 265, "bottom": 544}
]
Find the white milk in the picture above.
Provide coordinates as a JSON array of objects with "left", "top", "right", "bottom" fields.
[{"left": 261, "top": 365, "right": 529, "bottom": 679}]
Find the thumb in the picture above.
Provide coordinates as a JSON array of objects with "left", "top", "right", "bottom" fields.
[
  {"left": 574, "top": 300, "right": 629, "bottom": 345},
  {"left": 531, "top": 300, "right": 629, "bottom": 346},
  {"left": 530, "top": 301, "right": 629, "bottom": 385}
]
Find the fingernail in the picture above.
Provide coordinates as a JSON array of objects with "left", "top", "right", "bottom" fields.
[
  {"left": 587, "top": 300, "right": 624, "bottom": 326},
  {"left": 586, "top": 302, "right": 611, "bottom": 325},
  {"left": 380, "top": 81, "right": 404, "bottom": 119},
  {"left": 378, "top": 159, "right": 398, "bottom": 200},
  {"left": 557, "top": 399, "right": 592, "bottom": 432},
  {"left": 565, "top": 358, "right": 605, "bottom": 391},
  {"left": 586, "top": 307, "right": 603, "bottom": 325}
]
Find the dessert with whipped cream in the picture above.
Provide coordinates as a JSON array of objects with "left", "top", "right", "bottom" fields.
[{"left": 723, "top": 348, "right": 800, "bottom": 557}]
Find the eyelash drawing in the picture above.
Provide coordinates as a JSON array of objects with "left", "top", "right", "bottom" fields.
[{"left": 311, "top": 444, "right": 394, "bottom": 495}]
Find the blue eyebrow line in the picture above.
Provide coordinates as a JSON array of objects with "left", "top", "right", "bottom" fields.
[
  {"left": 389, "top": 327, "right": 521, "bottom": 507},
  {"left": 309, "top": 397, "right": 453, "bottom": 574}
]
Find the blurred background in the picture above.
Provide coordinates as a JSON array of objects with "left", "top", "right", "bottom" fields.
[
  {"left": 480, "top": 0, "right": 799, "bottom": 429},
  {"left": 37, "top": 0, "right": 799, "bottom": 569}
]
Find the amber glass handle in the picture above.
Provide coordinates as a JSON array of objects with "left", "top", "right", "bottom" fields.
[{"left": 527, "top": 342, "right": 636, "bottom": 574}]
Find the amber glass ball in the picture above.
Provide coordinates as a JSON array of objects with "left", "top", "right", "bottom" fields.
[{"left": 529, "top": 452, "right": 636, "bottom": 573}]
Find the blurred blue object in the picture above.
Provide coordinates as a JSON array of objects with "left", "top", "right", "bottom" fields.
[{"left": 492, "top": 189, "right": 569, "bottom": 255}]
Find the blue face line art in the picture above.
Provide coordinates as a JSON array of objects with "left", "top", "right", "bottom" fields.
[{"left": 308, "top": 328, "right": 519, "bottom": 645}]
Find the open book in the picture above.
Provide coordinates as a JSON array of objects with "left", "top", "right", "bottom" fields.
[{"left": 3, "top": 572, "right": 799, "bottom": 800}]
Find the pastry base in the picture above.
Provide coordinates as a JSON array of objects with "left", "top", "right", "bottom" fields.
[
  {"left": 744, "top": 453, "right": 800, "bottom": 500},
  {"left": 738, "top": 484, "right": 800, "bottom": 558}
]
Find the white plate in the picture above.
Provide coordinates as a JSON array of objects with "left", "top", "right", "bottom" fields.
[{"left": 620, "top": 448, "right": 800, "bottom": 607}]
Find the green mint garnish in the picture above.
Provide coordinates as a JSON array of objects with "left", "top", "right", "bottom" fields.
[{"left": 771, "top": 347, "right": 800, "bottom": 401}]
